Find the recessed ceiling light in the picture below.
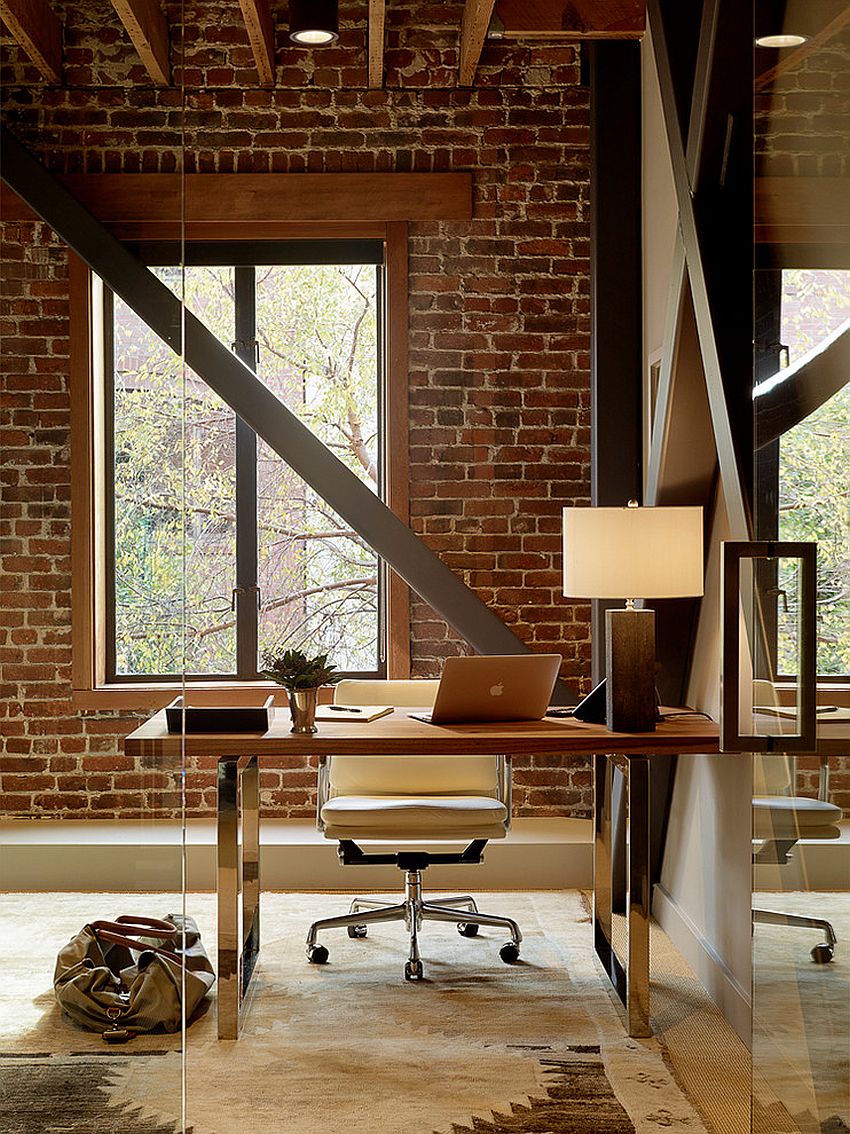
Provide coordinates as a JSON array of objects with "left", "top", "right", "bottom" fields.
[
  {"left": 289, "top": 0, "right": 339, "bottom": 46},
  {"left": 755, "top": 33, "right": 809, "bottom": 48}
]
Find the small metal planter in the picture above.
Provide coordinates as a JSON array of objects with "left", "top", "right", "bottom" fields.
[{"left": 289, "top": 688, "right": 319, "bottom": 734}]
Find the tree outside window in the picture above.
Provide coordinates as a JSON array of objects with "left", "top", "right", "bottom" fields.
[{"left": 108, "top": 244, "right": 385, "bottom": 680}]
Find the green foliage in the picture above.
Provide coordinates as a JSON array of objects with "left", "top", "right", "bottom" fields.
[
  {"left": 777, "top": 269, "right": 850, "bottom": 676},
  {"left": 778, "top": 383, "right": 850, "bottom": 675},
  {"left": 259, "top": 648, "right": 342, "bottom": 690},
  {"left": 111, "top": 261, "right": 381, "bottom": 678}
]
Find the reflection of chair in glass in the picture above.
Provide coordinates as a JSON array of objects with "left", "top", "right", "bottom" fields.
[
  {"left": 305, "top": 679, "right": 522, "bottom": 981},
  {"left": 753, "top": 749, "right": 842, "bottom": 962}
]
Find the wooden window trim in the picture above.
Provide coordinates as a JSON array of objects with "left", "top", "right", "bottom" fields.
[{"left": 66, "top": 180, "right": 439, "bottom": 709}]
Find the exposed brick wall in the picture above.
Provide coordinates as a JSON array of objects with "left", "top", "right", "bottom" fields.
[
  {"left": 755, "top": 29, "right": 850, "bottom": 176},
  {"left": 1, "top": 2, "right": 594, "bottom": 820}
]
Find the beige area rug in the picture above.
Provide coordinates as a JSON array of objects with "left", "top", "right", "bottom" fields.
[
  {"left": 641, "top": 919, "right": 751, "bottom": 1134},
  {"left": 0, "top": 890, "right": 714, "bottom": 1134},
  {"left": 751, "top": 891, "right": 850, "bottom": 1134}
]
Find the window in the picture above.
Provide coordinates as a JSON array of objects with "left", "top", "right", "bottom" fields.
[
  {"left": 67, "top": 172, "right": 471, "bottom": 707},
  {"left": 105, "top": 242, "right": 388, "bottom": 681},
  {"left": 755, "top": 268, "right": 850, "bottom": 680}
]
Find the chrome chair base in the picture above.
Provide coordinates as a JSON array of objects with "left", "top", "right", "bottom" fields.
[
  {"left": 306, "top": 870, "right": 523, "bottom": 980},
  {"left": 753, "top": 907, "right": 838, "bottom": 963}
]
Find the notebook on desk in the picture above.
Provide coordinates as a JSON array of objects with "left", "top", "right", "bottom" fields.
[
  {"left": 315, "top": 705, "right": 394, "bottom": 722},
  {"left": 411, "top": 654, "right": 562, "bottom": 725}
]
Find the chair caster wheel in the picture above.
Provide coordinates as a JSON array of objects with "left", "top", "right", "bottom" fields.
[
  {"left": 348, "top": 925, "right": 367, "bottom": 939},
  {"left": 404, "top": 960, "right": 424, "bottom": 981},
  {"left": 811, "top": 942, "right": 834, "bottom": 964},
  {"left": 457, "top": 922, "right": 479, "bottom": 937},
  {"left": 499, "top": 942, "right": 520, "bottom": 964},
  {"left": 307, "top": 944, "right": 329, "bottom": 964}
]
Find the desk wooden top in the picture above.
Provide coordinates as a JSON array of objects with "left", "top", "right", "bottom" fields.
[{"left": 124, "top": 708, "right": 722, "bottom": 759}]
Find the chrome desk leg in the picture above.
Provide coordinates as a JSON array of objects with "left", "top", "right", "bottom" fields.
[
  {"left": 217, "top": 756, "right": 239, "bottom": 1040},
  {"left": 593, "top": 753, "right": 652, "bottom": 1038},
  {"left": 217, "top": 755, "right": 261, "bottom": 1040},
  {"left": 624, "top": 754, "right": 651, "bottom": 1037},
  {"left": 593, "top": 754, "right": 617, "bottom": 989},
  {"left": 241, "top": 756, "right": 261, "bottom": 1000}
]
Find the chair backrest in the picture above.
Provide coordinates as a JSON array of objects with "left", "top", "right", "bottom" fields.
[
  {"left": 330, "top": 679, "right": 499, "bottom": 797},
  {"left": 753, "top": 751, "right": 795, "bottom": 798}
]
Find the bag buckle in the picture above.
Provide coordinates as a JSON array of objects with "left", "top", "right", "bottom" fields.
[{"left": 102, "top": 1006, "right": 131, "bottom": 1044}]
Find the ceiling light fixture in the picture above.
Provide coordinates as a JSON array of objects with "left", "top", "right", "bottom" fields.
[
  {"left": 755, "top": 32, "right": 808, "bottom": 47},
  {"left": 754, "top": 0, "right": 814, "bottom": 49},
  {"left": 289, "top": 0, "right": 339, "bottom": 46}
]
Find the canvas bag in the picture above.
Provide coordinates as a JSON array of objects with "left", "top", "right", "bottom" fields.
[{"left": 54, "top": 914, "right": 215, "bottom": 1042}]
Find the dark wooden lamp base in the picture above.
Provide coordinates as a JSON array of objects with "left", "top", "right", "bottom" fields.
[{"left": 604, "top": 607, "right": 657, "bottom": 732}]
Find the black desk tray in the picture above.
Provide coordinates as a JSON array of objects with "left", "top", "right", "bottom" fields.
[{"left": 165, "top": 695, "right": 275, "bottom": 733}]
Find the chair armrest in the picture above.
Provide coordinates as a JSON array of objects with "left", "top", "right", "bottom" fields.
[
  {"left": 818, "top": 753, "right": 830, "bottom": 802},
  {"left": 497, "top": 754, "right": 513, "bottom": 832},
  {"left": 316, "top": 755, "right": 330, "bottom": 832}
]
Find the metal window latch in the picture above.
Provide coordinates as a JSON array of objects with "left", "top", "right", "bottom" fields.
[
  {"left": 232, "top": 339, "right": 260, "bottom": 367},
  {"left": 764, "top": 586, "right": 789, "bottom": 614},
  {"left": 232, "top": 585, "right": 262, "bottom": 611}
]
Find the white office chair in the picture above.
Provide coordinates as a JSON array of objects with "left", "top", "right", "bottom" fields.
[
  {"left": 753, "top": 748, "right": 842, "bottom": 962},
  {"left": 305, "top": 679, "right": 522, "bottom": 981}
]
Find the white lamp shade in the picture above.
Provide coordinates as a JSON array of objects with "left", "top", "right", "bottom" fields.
[{"left": 562, "top": 505, "right": 704, "bottom": 599}]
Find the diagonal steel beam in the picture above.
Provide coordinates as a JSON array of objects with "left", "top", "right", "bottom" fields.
[
  {"left": 1, "top": 128, "right": 572, "bottom": 685},
  {"left": 647, "top": 0, "right": 751, "bottom": 540},
  {"left": 755, "top": 320, "right": 850, "bottom": 450}
]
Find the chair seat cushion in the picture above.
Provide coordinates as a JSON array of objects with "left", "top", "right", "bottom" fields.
[
  {"left": 321, "top": 794, "right": 508, "bottom": 840},
  {"left": 753, "top": 795, "right": 843, "bottom": 840}
]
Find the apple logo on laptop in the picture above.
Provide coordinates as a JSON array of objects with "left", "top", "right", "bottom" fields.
[{"left": 489, "top": 682, "right": 504, "bottom": 697}]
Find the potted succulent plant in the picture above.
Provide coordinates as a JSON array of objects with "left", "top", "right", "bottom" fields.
[{"left": 260, "top": 648, "right": 342, "bottom": 734}]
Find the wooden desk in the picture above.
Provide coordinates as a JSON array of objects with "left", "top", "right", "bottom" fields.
[{"left": 126, "top": 709, "right": 722, "bottom": 1039}]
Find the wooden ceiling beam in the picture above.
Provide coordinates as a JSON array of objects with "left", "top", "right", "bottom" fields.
[
  {"left": 459, "top": 0, "right": 497, "bottom": 86},
  {"left": 238, "top": 0, "right": 275, "bottom": 87},
  {"left": 109, "top": 0, "right": 170, "bottom": 85},
  {"left": 368, "top": 0, "right": 385, "bottom": 89},
  {"left": 0, "top": 0, "right": 62, "bottom": 83},
  {"left": 495, "top": 0, "right": 645, "bottom": 39}
]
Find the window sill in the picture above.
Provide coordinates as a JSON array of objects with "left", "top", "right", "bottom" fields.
[
  {"left": 773, "top": 682, "right": 850, "bottom": 708},
  {"left": 71, "top": 682, "right": 336, "bottom": 712}
]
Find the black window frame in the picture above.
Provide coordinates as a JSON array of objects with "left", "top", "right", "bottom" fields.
[
  {"left": 104, "top": 239, "right": 388, "bottom": 683},
  {"left": 753, "top": 257, "right": 850, "bottom": 683}
]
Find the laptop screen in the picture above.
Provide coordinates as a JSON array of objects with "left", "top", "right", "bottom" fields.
[{"left": 421, "top": 654, "right": 562, "bottom": 724}]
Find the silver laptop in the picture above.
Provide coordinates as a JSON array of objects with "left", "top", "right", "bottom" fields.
[{"left": 411, "top": 654, "right": 562, "bottom": 725}]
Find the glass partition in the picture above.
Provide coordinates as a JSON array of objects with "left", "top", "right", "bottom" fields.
[
  {"left": 752, "top": 8, "right": 850, "bottom": 1130},
  {"left": 0, "top": 6, "right": 189, "bottom": 1129}
]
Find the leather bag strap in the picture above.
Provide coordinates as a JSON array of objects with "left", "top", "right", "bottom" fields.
[{"left": 89, "top": 916, "right": 181, "bottom": 962}]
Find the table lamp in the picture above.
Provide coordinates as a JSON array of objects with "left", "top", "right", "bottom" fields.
[{"left": 562, "top": 502, "right": 704, "bottom": 732}]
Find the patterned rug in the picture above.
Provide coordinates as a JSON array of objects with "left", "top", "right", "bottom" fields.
[{"left": 0, "top": 891, "right": 709, "bottom": 1134}]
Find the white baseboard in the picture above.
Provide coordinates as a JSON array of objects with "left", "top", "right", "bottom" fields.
[
  {"left": 0, "top": 817, "right": 592, "bottom": 893},
  {"left": 653, "top": 882, "right": 752, "bottom": 1045}
]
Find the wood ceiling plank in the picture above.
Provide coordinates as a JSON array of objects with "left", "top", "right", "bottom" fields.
[
  {"left": 368, "top": 0, "right": 385, "bottom": 88},
  {"left": 495, "top": 0, "right": 644, "bottom": 39},
  {"left": 110, "top": 0, "right": 170, "bottom": 85},
  {"left": 237, "top": 0, "right": 276, "bottom": 87},
  {"left": 0, "top": 0, "right": 62, "bottom": 83},
  {"left": 459, "top": 0, "right": 497, "bottom": 87}
]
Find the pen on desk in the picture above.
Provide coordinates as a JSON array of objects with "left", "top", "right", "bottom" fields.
[
  {"left": 328, "top": 705, "right": 363, "bottom": 713},
  {"left": 816, "top": 705, "right": 838, "bottom": 713}
]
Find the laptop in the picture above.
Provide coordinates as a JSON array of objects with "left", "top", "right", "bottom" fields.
[{"left": 411, "top": 654, "right": 562, "bottom": 725}]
